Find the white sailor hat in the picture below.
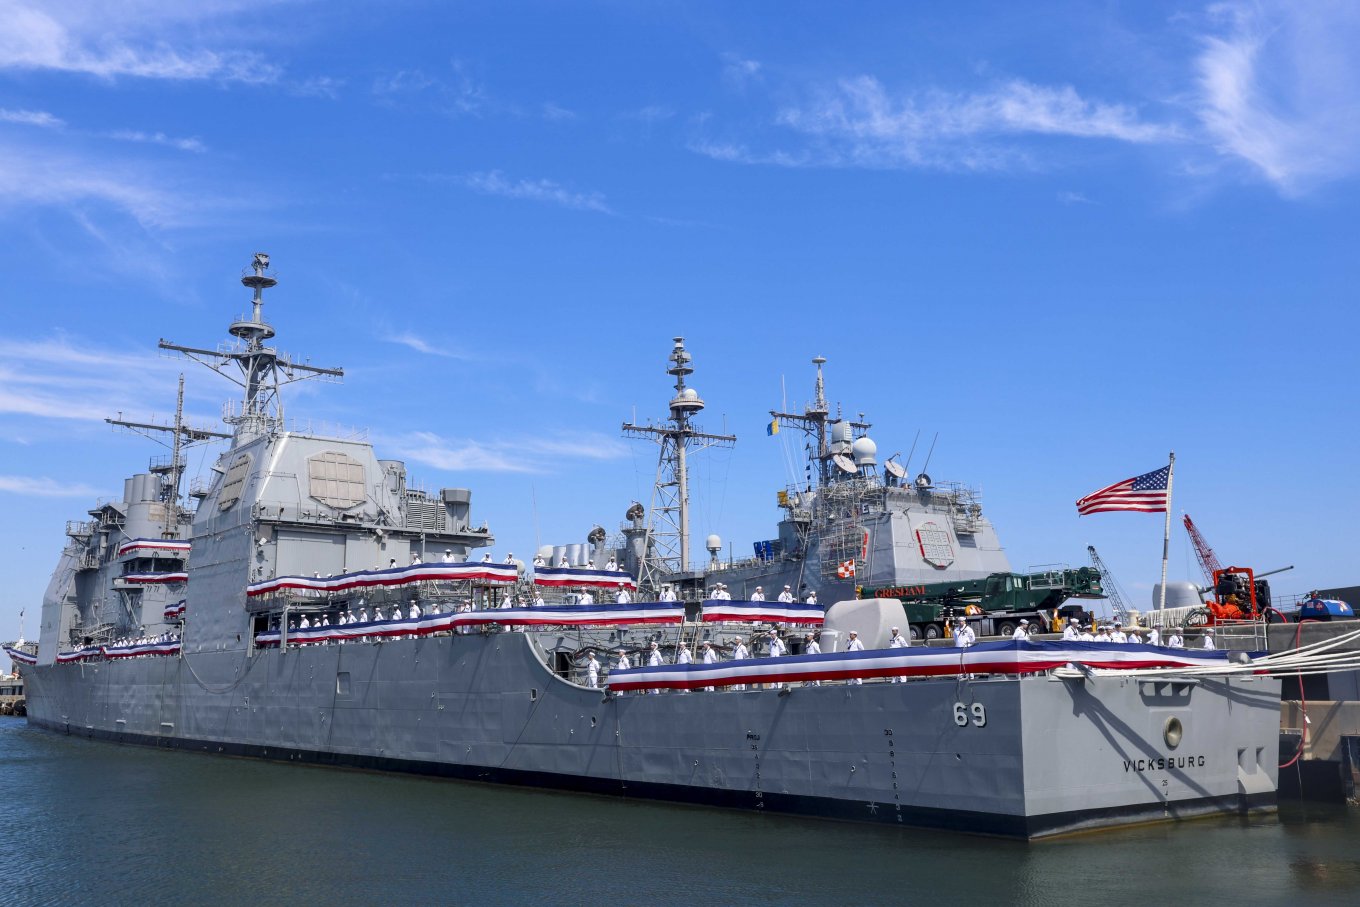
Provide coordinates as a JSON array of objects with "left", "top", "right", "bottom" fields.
[
  {"left": 650, "top": 640, "right": 659, "bottom": 647},
  {"left": 755, "top": 585, "right": 763, "bottom": 590},
  {"left": 702, "top": 640, "right": 712, "bottom": 646},
  {"left": 784, "top": 584, "right": 791, "bottom": 589},
  {"left": 1205, "top": 627, "right": 1215, "bottom": 633},
  {"left": 891, "top": 626, "right": 899, "bottom": 631},
  {"left": 1019, "top": 619, "right": 1029, "bottom": 625},
  {"left": 848, "top": 630, "right": 858, "bottom": 635}
]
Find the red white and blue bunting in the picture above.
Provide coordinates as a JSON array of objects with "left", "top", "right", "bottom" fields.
[
  {"left": 56, "top": 646, "right": 102, "bottom": 663},
  {"left": 118, "top": 538, "right": 192, "bottom": 557},
  {"left": 4, "top": 646, "right": 36, "bottom": 666},
  {"left": 533, "top": 566, "right": 637, "bottom": 590},
  {"left": 700, "top": 600, "right": 825, "bottom": 624},
  {"left": 101, "top": 640, "right": 181, "bottom": 659},
  {"left": 246, "top": 562, "right": 518, "bottom": 598},
  {"left": 120, "top": 572, "right": 189, "bottom": 585},
  {"left": 606, "top": 640, "right": 1233, "bottom": 691},
  {"left": 164, "top": 600, "right": 186, "bottom": 620},
  {"left": 253, "top": 602, "right": 684, "bottom": 647}
]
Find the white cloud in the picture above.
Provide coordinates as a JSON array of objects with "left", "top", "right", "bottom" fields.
[
  {"left": 0, "top": 107, "right": 64, "bottom": 127},
  {"left": 759, "top": 76, "right": 1178, "bottom": 171},
  {"left": 0, "top": 475, "right": 103, "bottom": 497},
  {"left": 383, "top": 333, "right": 469, "bottom": 360},
  {"left": 0, "top": 336, "right": 219, "bottom": 428},
  {"left": 0, "top": 2, "right": 281, "bottom": 83},
  {"left": 1194, "top": 1, "right": 1360, "bottom": 194},
  {"left": 107, "top": 129, "right": 206, "bottom": 153},
  {"left": 1058, "top": 190, "right": 1092, "bottom": 205},
  {"left": 0, "top": 143, "right": 186, "bottom": 227},
  {"left": 722, "top": 53, "right": 762, "bottom": 88},
  {"left": 541, "top": 102, "right": 576, "bottom": 122},
  {"left": 0, "top": 144, "right": 184, "bottom": 225},
  {"left": 458, "top": 170, "right": 613, "bottom": 214},
  {"left": 394, "top": 430, "right": 629, "bottom": 475}
]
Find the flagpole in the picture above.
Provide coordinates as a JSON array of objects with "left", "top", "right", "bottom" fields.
[{"left": 1159, "top": 451, "right": 1175, "bottom": 612}]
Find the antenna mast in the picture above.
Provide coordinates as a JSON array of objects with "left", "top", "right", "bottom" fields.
[
  {"left": 769, "top": 356, "right": 869, "bottom": 489},
  {"left": 158, "top": 253, "right": 343, "bottom": 439},
  {"left": 622, "top": 337, "right": 736, "bottom": 591},
  {"left": 107, "top": 373, "right": 232, "bottom": 538}
]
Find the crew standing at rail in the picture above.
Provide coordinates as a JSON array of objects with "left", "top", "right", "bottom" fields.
[{"left": 586, "top": 651, "right": 600, "bottom": 688}]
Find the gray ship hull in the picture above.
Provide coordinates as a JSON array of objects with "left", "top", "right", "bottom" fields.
[{"left": 21, "top": 632, "right": 1280, "bottom": 839}]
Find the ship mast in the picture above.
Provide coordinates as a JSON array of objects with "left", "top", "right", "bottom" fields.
[
  {"left": 622, "top": 338, "right": 736, "bottom": 590},
  {"left": 107, "top": 374, "right": 231, "bottom": 538},
  {"left": 159, "top": 253, "right": 343, "bottom": 439},
  {"left": 769, "top": 356, "right": 869, "bottom": 489}
]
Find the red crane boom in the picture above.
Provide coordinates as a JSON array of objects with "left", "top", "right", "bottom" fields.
[{"left": 1182, "top": 514, "right": 1222, "bottom": 586}]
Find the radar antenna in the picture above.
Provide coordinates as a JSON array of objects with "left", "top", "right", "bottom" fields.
[
  {"left": 158, "top": 253, "right": 343, "bottom": 439},
  {"left": 622, "top": 337, "right": 736, "bottom": 592}
]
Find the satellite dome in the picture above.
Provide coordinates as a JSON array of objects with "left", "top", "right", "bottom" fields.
[
  {"left": 681, "top": 387, "right": 699, "bottom": 400},
  {"left": 851, "top": 436, "right": 878, "bottom": 465},
  {"left": 706, "top": 534, "right": 722, "bottom": 552}
]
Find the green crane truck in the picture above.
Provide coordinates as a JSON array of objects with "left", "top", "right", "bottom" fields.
[{"left": 859, "top": 567, "right": 1105, "bottom": 640}]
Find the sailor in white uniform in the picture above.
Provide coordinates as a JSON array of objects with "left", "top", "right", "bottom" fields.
[
  {"left": 1110, "top": 621, "right": 1127, "bottom": 644},
  {"left": 765, "top": 629, "right": 787, "bottom": 688},
  {"left": 531, "top": 592, "right": 545, "bottom": 608},
  {"left": 482, "top": 553, "right": 492, "bottom": 563},
  {"left": 777, "top": 585, "right": 794, "bottom": 604},
  {"left": 580, "top": 590, "right": 594, "bottom": 606},
  {"left": 605, "top": 556, "right": 618, "bottom": 571},
  {"left": 1078, "top": 623, "right": 1095, "bottom": 642},
  {"left": 1148, "top": 624, "right": 1163, "bottom": 646},
  {"left": 533, "top": 554, "right": 545, "bottom": 567},
  {"left": 803, "top": 633, "right": 822, "bottom": 686},
  {"left": 1167, "top": 627, "right": 1185, "bottom": 649},
  {"left": 750, "top": 586, "right": 765, "bottom": 602},
  {"left": 845, "top": 630, "right": 865, "bottom": 685},
  {"left": 1011, "top": 619, "right": 1030, "bottom": 641},
  {"left": 409, "top": 601, "right": 421, "bottom": 620},
  {"left": 888, "top": 626, "right": 909, "bottom": 683},
  {"left": 388, "top": 558, "right": 398, "bottom": 569},
  {"left": 443, "top": 549, "right": 455, "bottom": 563},
  {"left": 1062, "top": 619, "right": 1079, "bottom": 641},
  {"left": 505, "top": 552, "right": 515, "bottom": 564},
  {"left": 559, "top": 556, "right": 570, "bottom": 567},
  {"left": 805, "top": 590, "right": 818, "bottom": 606},
  {"left": 616, "top": 588, "right": 632, "bottom": 604},
  {"left": 1201, "top": 628, "right": 1216, "bottom": 650},
  {"left": 659, "top": 585, "right": 677, "bottom": 602},
  {"left": 1094, "top": 624, "right": 1111, "bottom": 643},
  {"left": 701, "top": 641, "right": 718, "bottom": 691},
  {"left": 647, "top": 641, "right": 664, "bottom": 693},
  {"left": 411, "top": 552, "right": 422, "bottom": 565},
  {"left": 731, "top": 639, "right": 750, "bottom": 690},
  {"left": 585, "top": 652, "right": 600, "bottom": 688}
]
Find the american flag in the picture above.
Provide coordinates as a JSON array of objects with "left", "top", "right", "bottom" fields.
[{"left": 1076, "top": 465, "right": 1171, "bottom": 515}]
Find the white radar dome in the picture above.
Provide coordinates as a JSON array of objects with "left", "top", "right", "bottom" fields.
[
  {"left": 706, "top": 534, "right": 722, "bottom": 552},
  {"left": 851, "top": 436, "right": 878, "bottom": 465}
]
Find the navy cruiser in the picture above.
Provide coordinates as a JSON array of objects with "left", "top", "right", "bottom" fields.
[{"left": 11, "top": 254, "right": 1283, "bottom": 838}]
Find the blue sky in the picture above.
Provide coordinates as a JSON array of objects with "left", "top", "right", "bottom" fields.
[{"left": 2, "top": 1, "right": 1358, "bottom": 662}]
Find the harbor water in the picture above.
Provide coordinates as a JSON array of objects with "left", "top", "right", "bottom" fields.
[{"left": 4, "top": 716, "right": 1357, "bottom": 906}]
